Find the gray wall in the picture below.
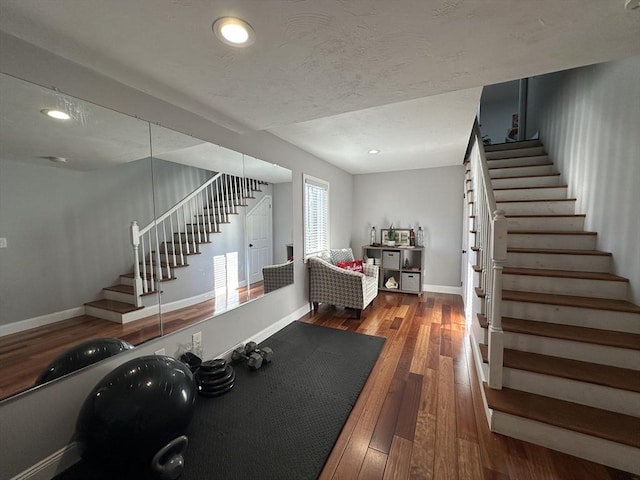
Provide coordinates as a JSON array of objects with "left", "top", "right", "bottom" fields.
[
  {"left": 479, "top": 99, "right": 518, "bottom": 145},
  {"left": 527, "top": 56, "right": 640, "bottom": 303},
  {"left": 272, "top": 181, "right": 293, "bottom": 264},
  {"left": 352, "top": 165, "right": 465, "bottom": 289},
  {"left": 0, "top": 32, "right": 353, "bottom": 478},
  {"left": 0, "top": 156, "right": 212, "bottom": 325}
]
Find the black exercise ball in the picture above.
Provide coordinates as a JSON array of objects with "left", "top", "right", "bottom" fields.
[
  {"left": 76, "top": 355, "right": 197, "bottom": 479},
  {"left": 35, "top": 337, "right": 134, "bottom": 385}
]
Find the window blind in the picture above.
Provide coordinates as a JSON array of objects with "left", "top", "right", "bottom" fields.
[{"left": 303, "top": 174, "right": 329, "bottom": 258}]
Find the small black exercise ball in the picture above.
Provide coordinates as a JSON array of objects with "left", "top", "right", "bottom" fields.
[
  {"left": 76, "top": 355, "right": 197, "bottom": 479},
  {"left": 35, "top": 337, "right": 134, "bottom": 385}
]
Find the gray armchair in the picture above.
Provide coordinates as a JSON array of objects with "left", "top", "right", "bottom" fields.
[
  {"left": 262, "top": 261, "right": 294, "bottom": 294},
  {"left": 307, "top": 256, "right": 379, "bottom": 319}
]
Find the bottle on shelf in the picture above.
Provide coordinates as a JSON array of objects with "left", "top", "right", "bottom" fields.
[
  {"left": 417, "top": 227, "right": 424, "bottom": 247},
  {"left": 370, "top": 226, "right": 377, "bottom": 245},
  {"left": 409, "top": 228, "right": 415, "bottom": 246}
]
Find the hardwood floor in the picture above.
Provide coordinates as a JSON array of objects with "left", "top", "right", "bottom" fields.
[
  {"left": 301, "top": 291, "right": 636, "bottom": 480},
  {"left": 0, "top": 283, "right": 264, "bottom": 401}
]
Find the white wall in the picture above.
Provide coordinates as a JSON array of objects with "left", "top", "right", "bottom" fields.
[
  {"left": 272, "top": 182, "right": 293, "bottom": 264},
  {"left": 352, "top": 165, "right": 465, "bottom": 290},
  {"left": 528, "top": 56, "right": 640, "bottom": 303},
  {"left": 0, "top": 32, "right": 353, "bottom": 478}
]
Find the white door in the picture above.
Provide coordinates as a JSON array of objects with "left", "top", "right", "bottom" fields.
[{"left": 246, "top": 196, "right": 273, "bottom": 285}]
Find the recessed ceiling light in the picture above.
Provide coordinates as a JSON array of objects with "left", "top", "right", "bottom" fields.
[
  {"left": 212, "top": 17, "right": 255, "bottom": 47},
  {"left": 368, "top": 149, "right": 381, "bottom": 155},
  {"left": 41, "top": 109, "right": 70, "bottom": 120}
]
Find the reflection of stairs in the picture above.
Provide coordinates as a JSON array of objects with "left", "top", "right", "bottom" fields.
[
  {"left": 85, "top": 176, "right": 265, "bottom": 323},
  {"left": 473, "top": 140, "right": 640, "bottom": 473}
]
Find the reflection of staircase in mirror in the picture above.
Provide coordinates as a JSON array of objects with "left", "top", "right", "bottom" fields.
[{"left": 84, "top": 173, "right": 266, "bottom": 323}]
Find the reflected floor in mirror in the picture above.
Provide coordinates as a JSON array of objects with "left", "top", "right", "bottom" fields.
[{"left": 0, "top": 283, "right": 264, "bottom": 401}]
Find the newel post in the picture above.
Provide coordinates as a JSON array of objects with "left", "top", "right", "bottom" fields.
[
  {"left": 130, "top": 221, "right": 143, "bottom": 307},
  {"left": 488, "top": 209, "right": 507, "bottom": 389}
]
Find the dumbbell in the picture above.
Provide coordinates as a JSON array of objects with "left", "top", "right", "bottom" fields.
[{"left": 231, "top": 342, "right": 274, "bottom": 370}]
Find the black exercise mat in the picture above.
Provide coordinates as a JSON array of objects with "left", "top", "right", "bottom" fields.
[{"left": 54, "top": 321, "right": 385, "bottom": 480}]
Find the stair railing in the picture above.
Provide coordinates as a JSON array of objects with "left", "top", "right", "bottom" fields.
[
  {"left": 129, "top": 172, "right": 239, "bottom": 302},
  {"left": 469, "top": 120, "right": 507, "bottom": 389}
]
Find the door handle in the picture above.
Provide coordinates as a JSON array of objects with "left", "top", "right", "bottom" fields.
[{"left": 249, "top": 243, "right": 254, "bottom": 247}]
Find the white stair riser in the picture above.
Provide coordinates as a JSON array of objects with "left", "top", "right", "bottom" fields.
[
  {"left": 507, "top": 233, "right": 597, "bottom": 250},
  {"left": 490, "top": 412, "right": 640, "bottom": 475},
  {"left": 161, "top": 243, "right": 200, "bottom": 254},
  {"left": 502, "top": 367, "right": 640, "bottom": 417},
  {"left": 486, "top": 155, "right": 549, "bottom": 168},
  {"left": 492, "top": 175, "right": 561, "bottom": 189},
  {"left": 119, "top": 276, "right": 135, "bottom": 286},
  {"left": 494, "top": 186, "right": 568, "bottom": 201},
  {"left": 506, "top": 252, "right": 612, "bottom": 272},
  {"left": 84, "top": 306, "right": 124, "bottom": 323},
  {"left": 503, "top": 332, "right": 640, "bottom": 369},
  {"left": 502, "top": 300, "right": 640, "bottom": 333},
  {"left": 497, "top": 200, "right": 575, "bottom": 215},
  {"left": 506, "top": 216, "right": 584, "bottom": 231},
  {"left": 103, "top": 290, "right": 136, "bottom": 304},
  {"left": 503, "top": 274, "right": 628, "bottom": 300},
  {"left": 489, "top": 164, "right": 555, "bottom": 178},
  {"left": 485, "top": 145, "right": 546, "bottom": 159},
  {"left": 157, "top": 253, "right": 190, "bottom": 265},
  {"left": 173, "top": 233, "right": 210, "bottom": 243}
]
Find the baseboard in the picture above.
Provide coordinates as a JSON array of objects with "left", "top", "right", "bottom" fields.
[
  {"left": 0, "top": 307, "right": 85, "bottom": 338},
  {"left": 10, "top": 442, "right": 80, "bottom": 480},
  {"left": 121, "top": 291, "right": 216, "bottom": 323},
  {"left": 422, "top": 284, "right": 463, "bottom": 295},
  {"left": 217, "top": 304, "right": 310, "bottom": 360}
]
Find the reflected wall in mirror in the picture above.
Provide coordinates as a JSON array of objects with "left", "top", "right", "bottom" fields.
[
  {"left": 0, "top": 73, "right": 294, "bottom": 402},
  {"left": 148, "top": 125, "right": 294, "bottom": 337},
  {"left": 0, "top": 72, "right": 159, "bottom": 400}
]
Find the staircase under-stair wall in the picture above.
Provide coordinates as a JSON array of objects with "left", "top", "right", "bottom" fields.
[
  {"left": 84, "top": 174, "right": 268, "bottom": 323},
  {"left": 465, "top": 137, "right": 640, "bottom": 475}
]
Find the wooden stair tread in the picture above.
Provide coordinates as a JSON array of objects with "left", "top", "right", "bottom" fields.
[
  {"left": 503, "top": 266, "right": 628, "bottom": 282},
  {"left": 489, "top": 162, "right": 553, "bottom": 170},
  {"left": 496, "top": 198, "right": 576, "bottom": 203},
  {"left": 493, "top": 185, "right": 568, "bottom": 191},
  {"left": 484, "top": 140, "right": 542, "bottom": 152},
  {"left": 505, "top": 214, "right": 585, "bottom": 218},
  {"left": 475, "top": 287, "right": 486, "bottom": 298},
  {"left": 121, "top": 273, "right": 176, "bottom": 282},
  {"left": 491, "top": 173, "right": 560, "bottom": 180},
  {"left": 508, "top": 230, "right": 597, "bottom": 235},
  {"left": 502, "top": 289, "right": 640, "bottom": 313},
  {"left": 482, "top": 383, "right": 640, "bottom": 448},
  {"left": 85, "top": 299, "right": 142, "bottom": 314},
  {"left": 471, "top": 246, "right": 480, "bottom": 252},
  {"left": 104, "top": 285, "right": 133, "bottom": 294},
  {"left": 154, "top": 249, "right": 201, "bottom": 256},
  {"left": 507, "top": 247, "right": 611, "bottom": 256},
  {"left": 140, "top": 261, "right": 190, "bottom": 268},
  {"left": 477, "top": 313, "right": 488, "bottom": 329},
  {"left": 478, "top": 344, "right": 640, "bottom": 392},
  {"left": 502, "top": 316, "right": 640, "bottom": 351}
]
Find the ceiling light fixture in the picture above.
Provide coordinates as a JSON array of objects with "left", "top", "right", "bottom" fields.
[
  {"left": 41, "top": 109, "right": 70, "bottom": 120},
  {"left": 212, "top": 17, "right": 255, "bottom": 47},
  {"left": 368, "top": 149, "right": 380, "bottom": 155}
]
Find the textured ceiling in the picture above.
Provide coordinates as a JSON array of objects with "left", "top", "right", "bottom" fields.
[{"left": 0, "top": 0, "right": 639, "bottom": 173}]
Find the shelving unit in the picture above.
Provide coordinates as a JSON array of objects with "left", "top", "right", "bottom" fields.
[{"left": 362, "top": 245, "right": 424, "bottom": 295}]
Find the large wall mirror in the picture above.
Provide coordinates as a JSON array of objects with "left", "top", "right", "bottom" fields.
[{"left": 0, "top": 73, "right": 293, "bottom": 401}]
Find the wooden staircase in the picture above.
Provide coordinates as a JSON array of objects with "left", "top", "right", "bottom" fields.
[
  {"left": 468, "top": 140, "right": 640, "bottom": 474},
  {"left": 84, "top": 176, "right": 266, "bottom": 323}
]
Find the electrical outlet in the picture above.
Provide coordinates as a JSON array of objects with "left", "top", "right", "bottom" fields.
[
  {"left": 0, "top": 238, "right": 7, "bottom": 248},
  {"left": 155, "top": 348, "right": 166, "bottom": 356},
  {"left": 192, "top": 332, "right": 202, "bottom": 355}
]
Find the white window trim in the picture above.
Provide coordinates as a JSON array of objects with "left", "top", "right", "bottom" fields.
[{"left": 303, "top": 173, "right": 330, "bottom": 259}]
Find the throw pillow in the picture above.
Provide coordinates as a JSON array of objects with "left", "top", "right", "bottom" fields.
[
  {"left": 337, "top": 259, "right": 364, "bottom": 273},
  {"left": 330, "top": 248, "right": 355, "bottom": 265}
]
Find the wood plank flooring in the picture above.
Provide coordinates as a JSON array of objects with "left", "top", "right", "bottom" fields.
[
  {"left": 0, "top": 283, "right": 264, "bottom": 401},
  {"left": 301, "top": 291, "right": 637, "bottom": 480}
]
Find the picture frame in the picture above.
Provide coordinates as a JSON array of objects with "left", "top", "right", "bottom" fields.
[{"left": 381, "top": 228, "right": 411, "bottom": 246}]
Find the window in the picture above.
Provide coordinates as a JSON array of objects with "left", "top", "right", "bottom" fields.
[{"left": 303, "top": 174, "right": 329, "bottom": 258}]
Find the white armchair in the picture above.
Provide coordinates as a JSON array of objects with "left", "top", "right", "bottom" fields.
[{"left": 308, "top": 256, "right": 379, "bottom": 319}]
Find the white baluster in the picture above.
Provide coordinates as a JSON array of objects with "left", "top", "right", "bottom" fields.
[
  {"left": 169, "top": 215, "right": 177, "bottom": 267},
  {"left": 130, "top": 221, "right": 143, "bottom": 306},
  {"left": 190, "top": 200, "right": 197, "bottom": 252},
  {"left": 148, "top": 235, "right": 155, "bottom": 292},
  {"left": 205, "top": 185, "right": 212, "bottom": 233},
  {"left": 162, "top": 221, "right": 171, "bottom": 279},
  {"left": 182, "top": 204, "right": 190, "bottom": 254}
]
